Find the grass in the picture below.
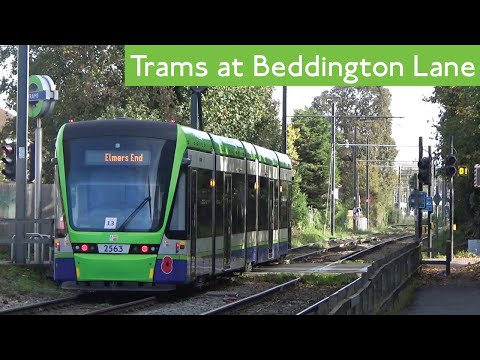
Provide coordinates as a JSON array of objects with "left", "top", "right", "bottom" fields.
[
  {"left": 249, "top": 272, "right": 358, "bottom": 287},
  {"left": 342, "top": 259, "right": 366, "bottom": 264},
  {"left": 291, "top": 227, "right": 328, "bottom": 247},
  {"left": 0, "top": 263, "right": 65, "bottom": 299},
  {"left": 301, "top": 273, "right": 357, "bottom": 286},
  {"left": 253, "top": 272, "right": 298, "bottom": 284},
  {"left": 421, "top": 250, "right": 478, "bottom": 259},
  {"left": 290, "top": 225, "right": 392, "bottom": 248},
  {"left": 455, "top": 250, "right": 477, "bottom": 258}
]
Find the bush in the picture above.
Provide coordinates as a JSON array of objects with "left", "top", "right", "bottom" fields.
[{"left": 292, "top": 185, "right": 309, "bottom": 230}]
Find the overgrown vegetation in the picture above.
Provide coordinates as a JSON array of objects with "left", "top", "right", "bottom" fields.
[
  {"left": 251, "top": 272, "right": 357, "bottom": 287},
  {"left": 254, "top": 273, "right": 298, "bottom": 284},
  {"left": 427, "top": 87, "right": 480, "bottom": 240},
  {"left": 301, "top": 273, "right": 357, "bottom": 286},
  {"left": 0, "top": 264, "right": 64, "bottom": 298}
]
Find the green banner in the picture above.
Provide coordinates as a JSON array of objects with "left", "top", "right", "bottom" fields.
[{"left": 125, "top": 45, "right": 480, "bottom": 86}]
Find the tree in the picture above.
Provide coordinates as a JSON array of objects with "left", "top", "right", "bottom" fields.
[
  {"left": 290, "top": 107, "right": 331, "bottom": 211},
  {"left": 0, "top": 45, "right": 179, "bottom": 183},
  {"left": 308, "top": 87, "right": 398, "bottom": 227},
  {"left": 176, "top": 86, "right": 281, "bottom": 149},
  {"left": 287, "top": 123, "right": 308, "bottom": 228},
  {"left": 427, "top": 87, "right": 480, "bottom": 239}
]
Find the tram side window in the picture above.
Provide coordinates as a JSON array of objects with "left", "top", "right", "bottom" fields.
[
  {"left": 232, "top": 173, "right": 246, "bottom": 234},
  {"left": 274, "top": 179, "right": 279, "bottom": 230},
  {"left": 246, "top": 175, "right": 256, "bottom": 232},
  {"left": 167, "top": 171, "right": 187, "bottom": 239},
  {"left": 197, "top": 169, "right": 213, "bottom": 238},
  {"left": 258, "top": 176, "right": 269, "bottom": 231},
  {"left": 280, "top": 180, "right": 289, "bottom": 229},
  {"left": 216, "top": 171, "right": 224, "bottom": 236}
]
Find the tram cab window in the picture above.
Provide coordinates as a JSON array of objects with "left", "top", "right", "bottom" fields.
[{"left": 166, "top": 171, "right": 187, "bottom": 239}]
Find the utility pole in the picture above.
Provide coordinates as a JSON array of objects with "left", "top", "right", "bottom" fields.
[
  {"left": 442, "top": 176, "right": 447, "bottom": 227},
  {"left": 449, "top": 136, "right": 454, "bottom": 261},
  {"left": 366, "top": 137, "right": 369, "bottom": 229},
  {"left": 434, "top": 182, "right": 440, "bottom": 259},
  {"left": 190, "top": 86, "right": 207, "bottom": 130},
  {"left": 330, "top": 102, "right": 336, "bottom": 237},
  {"left": 417, "top": 137, "right": 423, "bottom": 243},
  {"left": 427, "top": 146, "right": 432, "bottom": 258},
  {"left": 413, "top": 172, "right": 419, "bottom": 241},
  {"left": 353, "top": 126, "right": 357, "bottom": 231},
  {"left": 282, "top": 86, "right": 287, "bottom": 154},
  {"left": 14, "top": 45, "right": 29, "bottom": 264},
  {"left": 397, "top": 165, "right": 401, "bottom": 224}
]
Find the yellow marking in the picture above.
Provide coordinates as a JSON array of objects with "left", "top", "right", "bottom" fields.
[
  {"left": 149, "top": 268, "right": 154, "bottom": 279},
  {"left": 76, "top": 267, "right": 80, "bottom": 278},
  {"left": 453, "top": 224, "right": 457, "bottom": 231}
]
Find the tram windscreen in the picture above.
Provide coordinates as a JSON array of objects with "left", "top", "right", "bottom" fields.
[{"left": 63, "top": 136, "right": 175, "bottom": 232}]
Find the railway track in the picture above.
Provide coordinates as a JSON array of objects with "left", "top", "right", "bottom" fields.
[
  {"left": 202, "top": 233, "right": 416, "bottom": 315},
  {"left": 1, "top": 232, "right": 415, "bottom": 316},
  {"left": 291, "top": 233, "right": 414, "bottom": 264},
  {"left": 0, "top": 293, "right": 161, "bottom": 315},
  {"left": 0, "top": 295, "right": 88, "bottom": 315},
  {"left": 201, "top": 278, "right": 301, "bottom": 315}
]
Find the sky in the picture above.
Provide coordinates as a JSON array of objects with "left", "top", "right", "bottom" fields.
[{"left": 272, "top": 86, "right": 442, "bottom": 166}]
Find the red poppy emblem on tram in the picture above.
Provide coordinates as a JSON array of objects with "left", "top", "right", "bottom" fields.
[{"left": 161, "top": 256, "right": 173, "bottom": 274}]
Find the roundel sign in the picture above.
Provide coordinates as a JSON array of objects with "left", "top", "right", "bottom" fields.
[{"left": 28, "top": 75, "right": 59, "bottom": 119}]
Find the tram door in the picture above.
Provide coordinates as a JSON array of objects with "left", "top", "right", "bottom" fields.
[
  {"left": 224, "top": 174, "right": 232, "bottom": 268},
  {"left": 268, "top": 179, "right": 274, "bottom": 258},
  {"left": 189, "top": 169, "right": 197, "bottom": 278}
]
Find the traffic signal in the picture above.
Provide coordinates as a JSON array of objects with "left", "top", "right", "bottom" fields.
[
  {"left": 445, "top": 154, "right": 457, "bottom": 177},
  {"left": 475, "top": 164, "right": 480, "bottom": 188},
  {"left": 1, "top": 142, "right": 16, "bottom": 181},
  {"left": 28, "top": 142, "right": 35, "bottom": 182},
  {"left": 418, "top": 157, "right": 431, "bottom": 185},
  {"left": 409, "top": 175, "right": 415, "bottom": 189}
]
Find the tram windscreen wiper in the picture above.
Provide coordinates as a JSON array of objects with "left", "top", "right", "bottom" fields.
[{"left": 117, "top": 196, "right": 151, "bottom": 232}]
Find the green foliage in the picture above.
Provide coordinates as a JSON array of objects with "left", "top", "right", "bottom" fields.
[
  {"left": 291, "top": 184, "right": 309, "bottom": 230},
  {"left": 291, "top": 227, "right": 328, "bottom": 247},
  {"left": 255, "top": 273, "right": 298, "bottom": 284},
  {"left": 309, "top": 87, "right": 398, "bottom": 228},
  {"left": 455, "top": 250, "right": 477, "bottom": 258},
  {"left": 287, "top": 123, "right": 310, "bottom": 228},
  {"left": 0, "top": 45, "right": 180, "bottom": 184},
  {"left": 301, "top": 273, "right": 357, "bottom": 286},
  {"left": 387, "top": 208, "right": 403, "bottom": 225},
  {"left": 427, "top": 87, "right": 480, "bottom": 239},
  {"left": 0, "top": 47, "right": 282, "bottom": 184},
  {"left": 290, "top": 107, "right": 331, "bottom": 210},
  {"left": 176, "top": 86, "right": 281, "bottom": 149},
  {"left": 0, "top": 264, "right": 65, "bottom": 298}
]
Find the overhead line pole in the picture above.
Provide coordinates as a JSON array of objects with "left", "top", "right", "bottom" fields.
[
  {"left": 282, "top": 86, "right": 287, "bottom": 154},
  {"left": 366, "top": 137, "right": 369, "bottom": 229},
  {"left": 427, "top": 146, "right": 432, "bottom": 258},
  {"left": 330, "top": 102, "right": 336, "bottom": 237},
  {"left": 14, "top": 45, "right": 29, "bottom": 264},
  {"left": 417, "top": 137, "right": 423, "bottom": 243},
  {"left": 290, "top": 111, "right": 404, "bottom": 238}
]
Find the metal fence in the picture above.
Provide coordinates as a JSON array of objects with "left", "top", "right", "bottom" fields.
[
  {"left": 0, "top": 183, "right": 55, "bottom": 264},
  {"left": 298, "top": 241, "right": 422, "bottom": 315}
]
